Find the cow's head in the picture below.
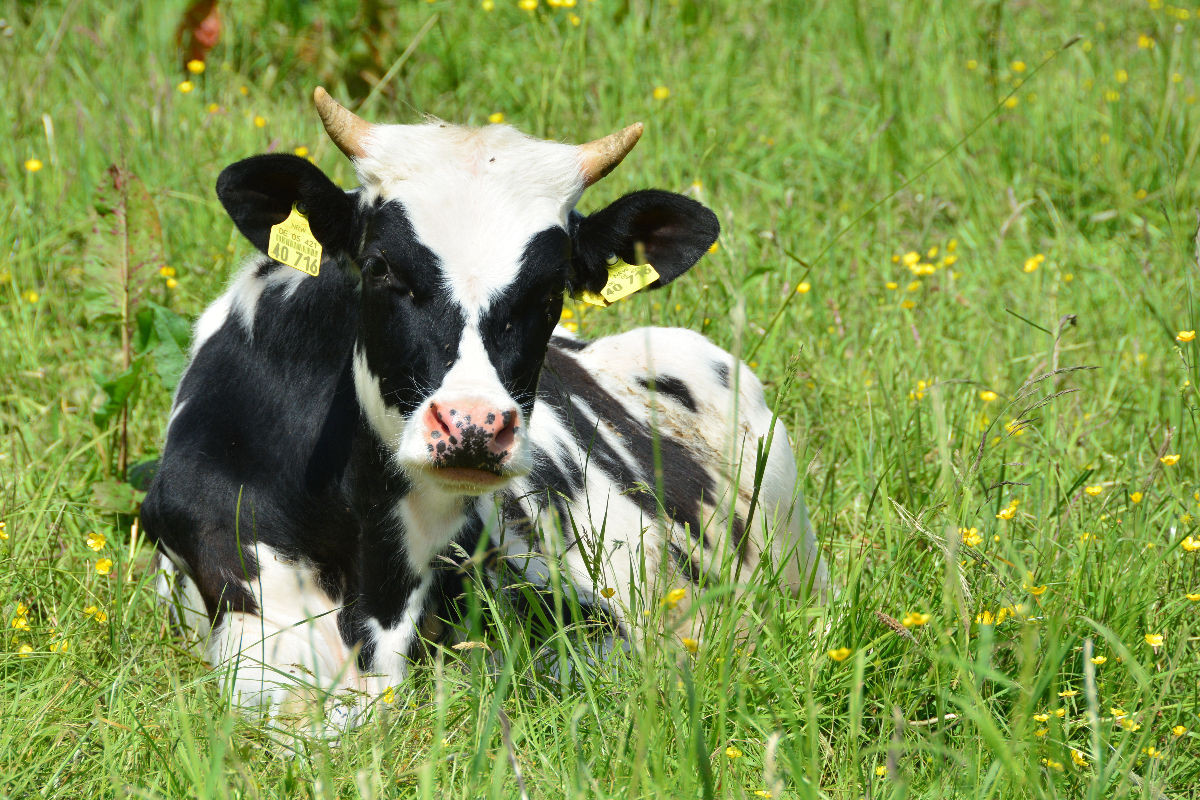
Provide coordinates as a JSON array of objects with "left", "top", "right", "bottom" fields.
[{"left": 216, "top": 88, "right": 718, "bottom": 496}]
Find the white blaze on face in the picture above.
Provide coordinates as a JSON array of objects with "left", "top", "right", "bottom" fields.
[{"left": 355, "top": 122, "right": 585, "bottom": 320}]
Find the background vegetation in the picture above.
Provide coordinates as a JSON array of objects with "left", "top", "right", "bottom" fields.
[{"left": 2, "top": 0, "right": 1199, "bottom": 796}]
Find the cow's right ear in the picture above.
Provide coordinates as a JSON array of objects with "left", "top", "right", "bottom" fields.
[{"left": 216, "top": 154, "right": 357, "bottom": 256}]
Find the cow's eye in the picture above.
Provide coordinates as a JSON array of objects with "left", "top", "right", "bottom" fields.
[
  {"left": 361, "top": 255, "right": 388, "bottom": 280},
  {"left": 361, "top": 255, "right": 411, "bottom": 294}
]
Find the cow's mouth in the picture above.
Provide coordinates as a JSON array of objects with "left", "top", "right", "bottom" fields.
[{"left": 424, "top": 465, "right": 509, "bottom": 493}]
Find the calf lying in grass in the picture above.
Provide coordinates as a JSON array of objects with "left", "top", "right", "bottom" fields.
[{"left": 141, "top": 88, "right": 827, "bottom": 728}]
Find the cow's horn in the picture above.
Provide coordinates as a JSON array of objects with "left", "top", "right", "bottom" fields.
[
  {"left": 314, "top": 87, "right": 372, "bottom": 160},
  {"left": 578, "top": 123, "right": 644, "bottom": 187}
]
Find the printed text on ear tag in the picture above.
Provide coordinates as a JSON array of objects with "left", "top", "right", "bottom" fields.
[
  {"left": 268, "top": 204, "right": 322, "bottom": 276},
  {"left": 579, "top": 260, "right": 661, "bottom": 307}
]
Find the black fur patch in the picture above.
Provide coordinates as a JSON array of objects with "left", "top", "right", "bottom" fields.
[{"left": 636, "top": 375, "right": 698, "bottom": 412}]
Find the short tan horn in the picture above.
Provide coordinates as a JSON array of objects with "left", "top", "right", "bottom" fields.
[
  {"left": 313, "top": 86, "right": 372, "bottom": 160},
  {"left": 578, "top": 122, "right": 644, "bottom": 187}
]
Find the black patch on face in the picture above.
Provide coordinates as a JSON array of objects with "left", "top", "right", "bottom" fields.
[
  {"left": 636, "top": 375, "right": 698, "bottom": 413},
  {"left": 539, "top": 348, "right": 714, "bottom": 548},
  {"left": 478, "top": 228, "right": 572, "bottom": 417},
  {"left": 357, "top": 202, "right": 467, "bottom": 417},
  {"left": 713, "top": 361, "right": 730, "bottom": 388}
]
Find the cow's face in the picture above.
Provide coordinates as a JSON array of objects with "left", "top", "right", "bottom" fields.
[{"left": 216, "top": 90, "right": 718, "bottom": 496}]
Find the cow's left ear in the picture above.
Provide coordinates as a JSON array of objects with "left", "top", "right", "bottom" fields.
[
  {"left": 570, "top": 190, "right": 719, "bottom": 294},
  {"left": 216, "top": 154, "right": 358, "bottom": 256}
]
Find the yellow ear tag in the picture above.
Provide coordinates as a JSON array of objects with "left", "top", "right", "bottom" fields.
[
  {"left": 578, "top": 259, "right": 661, "bottom": 308},
  {"left": 268, "top": 204, "right": 322, "bottom": 276}
]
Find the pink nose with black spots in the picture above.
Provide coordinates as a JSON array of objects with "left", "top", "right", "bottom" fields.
[{"left": 421, "top": 399, "right": 520, "bottom": 472}]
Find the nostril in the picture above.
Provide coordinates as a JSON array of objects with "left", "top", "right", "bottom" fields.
[
  {"left": 428, "top": 402, "right": 453, "bottom": 436},
  {"left": 492, "top": 410, "right": 518, "bottom": 452}
]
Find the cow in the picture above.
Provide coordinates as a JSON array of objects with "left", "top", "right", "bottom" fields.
[{"left": 141, "top": 88, "right": 828, "bottom": 728}]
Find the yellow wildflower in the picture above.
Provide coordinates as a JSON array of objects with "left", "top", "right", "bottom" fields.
[
  {"left": 901, "top": 611, "right": 931, "bottom": 627},
  {"left": 178, "top": 81, "right": 194, "bottom": 94},
  {"left": 1084, "top": 485, "right": 1103, "bottom": 497},
  {"left": 795, "top": 281, "right": 811, "bottom": 294},
  {"left": 725, "top": 746, "right": 743, "bottom": 759},
  {"left": 382, "top": 686, "right": 395, "bottom": 704},
  {"left": 253, "top": 115, "right": 266, "bottom": 128},
  {"left": 1054, "top": 708, "right": 1066, "bottom": 718},
  {"left": 25, "top": 158, "right": 44, "bottom": 173},
  {"left": 1004, "top": 96, "right": 1019, "bottom": 109},
  {"left": 976, "top": 610, "right": 995, "bottom": 625},
  {"left": 1176, "top": 330, "right": 1196, "bottom": 343},
  {"left": 753, "top": 792, "right": 772, "bottom": 799},
  {"left": 1130, "top": 491, "right": 1143, "bottom": 504},
  {"left": 827, "top": 647, "right": 852, "bottom": 661},
  {"left": 18, "top": 644, "right": 32, "bottom": 658},
  {"left": 1186, "top": 592, "right": 1200, "bottom": 601},
  {"left": 662, "top": 587, "right": 686, "bottom": 609},
  {"left": 1160, "top": 454, "right": 1180, "bottom": 466},
  {"left": 1070, "top": 748, "right": 1088, "bottom": 767},
  {"left": 996, "top": 504, "right": 1017, "bottom": 521},
  {"left": 488, "top": 112, "right": 505, "bottom": 124},
  {"left": 166, "top": 278, "right": 178, "bottom": 290},
  {"left": 568, "top": 12, "right": 580, "bottom": 24},
  {"left": 482, "top": 0, "right": 495, "bottom": 8},
  {"left": 95, "top": 558, "right": 113, "bottom": 576},
  {"left": 11, "top": 616, "right": 29, "bottom": 631},
  {"left": 1041, "top": 758, "right": 1063, "bottom": 771},
  {"left": 961, "top": 527, "right": 983, "bottom": 547},
  {"left": 159, "top": 266, "right": 176, "bottom": 278},
  {"left": 1005, "top": 419, "right": 1025, "bottom": 437},
  {"left": 1121, "top": 718, "right": 1141, "bottom": 732},
  {"left": 1182, "top": 536, "right": 1200, "bottom": 552},
  {"left": 1110, "top": 707, "right": 1126, "bottom": 719},
  {"left": 1144, "top": 633, "right": 1164, "bottom": 647},
  {"left": 1034, "top": 728, "right": 1048, "bottom": 737},
  {"left": 1059, "top": 689, "right": 1078, "bottom": 698},
  {"left": 1137, "top": 34, "right": 1155, "bottom": 49},
  {"left": 979, "top": 390, "right": 998, "bottom": 402},
  {"left": 1011, "top": 60, "right": 1026, "bottom": 72},
  {"left": 1091, "top": 655, "right": 1107, "bottom": 665},
  {"left": 518, "top": 0, "right": 537, "bottom": 9},
  {"left": 206, "top": 102, "right": 219, "bottom": 113},
  {"left": 681, "top": 637, "right": 698, "bottom": 654},
  {"left": 1025, "top": 584, "right": 1048, "bottom": 597},
  {"left": 49, "top": 639, "right": 68, "bottom": 653},
  {"left": 0, "top": 521, "right": 7, "bottom": 540},
  {"left": 293, "top": 146, "right": 309, "bottom": 157},
  {"left": 86, "top": 532, "right": 106, "bottom": 552},
  {"left": 186, "top": 59, "right": 205, "bottom": 74},
  {"left": 1116, "top": 68, "right": 1129, "bottom": 84},
  {"left": 600, "top": 587, "right": 615, "bottom": 599},
  {"left": 1023, "top": 254, "right": 1045, "bottom": 273},
  {"left": 966, "top": 59, "right": 978, "bottom": 70},
  {"left": 1144, "top": 746, "right": 1162, "bottom": 758},
  {"left": 875, "top": 765, "right": 887, "bottom": 777},
  {"left": 885, "top": 281, "right": 898, "bottom": 290},
  {"left": 652, "top": 86, "right": 670, "bottom": 101},
  {"left": 1033, "top": 713, "right": 1050, "bottom": 723},
  {"left": 1079, "top": 531, "right": 1098, "bottom": 543},
  {"left": 900, "top": 299, "right": 915, "bottom": 309},
  {"left": 23, "top": 290, "right": 39, "bottom": 303},
  {"left": 1172, "top": 725, "right": 1187, "bottom": 736}
]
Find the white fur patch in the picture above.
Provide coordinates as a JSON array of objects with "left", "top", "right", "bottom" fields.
[
  {"left": 354, "top": 122, "right": 584, "bottom": 320},
  {"left": 364, "top": 572, "right": 434, "bottom": 682}
]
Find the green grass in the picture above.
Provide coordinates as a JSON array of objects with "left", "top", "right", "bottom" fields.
[{"left": 3, "top": 0, "right": 1200, "bottom": 796}]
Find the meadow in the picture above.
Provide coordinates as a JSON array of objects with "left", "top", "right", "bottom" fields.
[{"left": 2, "top": 0, "right": 1200, "bottom": 796}]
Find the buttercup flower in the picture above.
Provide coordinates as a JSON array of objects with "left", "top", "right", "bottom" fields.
[
  {"left": 186, "top": 59, "right": 205, "bottom": 74},
  {"left": 1090, "top": 655, "right": 1107, "bottom": 665},
  {"left": 901, "top": 611, "right": 931, "bottom": 627},
  {"left": 95, "top": 558, "right": 113, "bottom": 575},
  {"left": 662, "top": 588, "right": 686, "bottom": 609},
  {"left": 725, "top": 746, "right": 743, "bottom": 759},
  {"left": 1181, "top": 536, "right": 1200, "bottom": 552},
  {"left": 681, "top": 637, "right": 698, "bottom": 654},
  {"left": 979, "top": 390, "right": 998, "bottom": 402},
  {"left": 178, "top": 81, "right": 194, "bottom": 94},
  {"left": 652, "top": 86, "right": 670, "bottom": 101},
  {"left": 1084, "top": 485, "right": 1103, "bottom": 496},
  {"left": 827, "top": 647, "right": 852, "bottom": 661},
  {"left": 1145, "top": 633, "right": 1164, "bottom": 647},
  {"left": 1130, "top": 491, "right": 1143, "bottom": 503},
  {"left": 1173, "top": 725, "right": 1187, "bottom": 736},
  {"left": 488, "top": 112, "right": 505, "bottom": 124},
  {"left": 25, "top": 158, "right": 43, "bottom": 173},
  {"left": 1176, "top": 330, "right": 1196, "bottom": 343},
  {"left": 1160, "top": 454, "right": 1180, "bottom": 466},
  {"left": 86, "top": 532, "right": 106, "bottom": 552},
  {"left": 600, "top": 587, "right": 615, "bottom": 599}
]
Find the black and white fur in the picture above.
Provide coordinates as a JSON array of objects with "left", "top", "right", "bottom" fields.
[{"left": 142, "top": 118, "right": 827, "bottom": 724}]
